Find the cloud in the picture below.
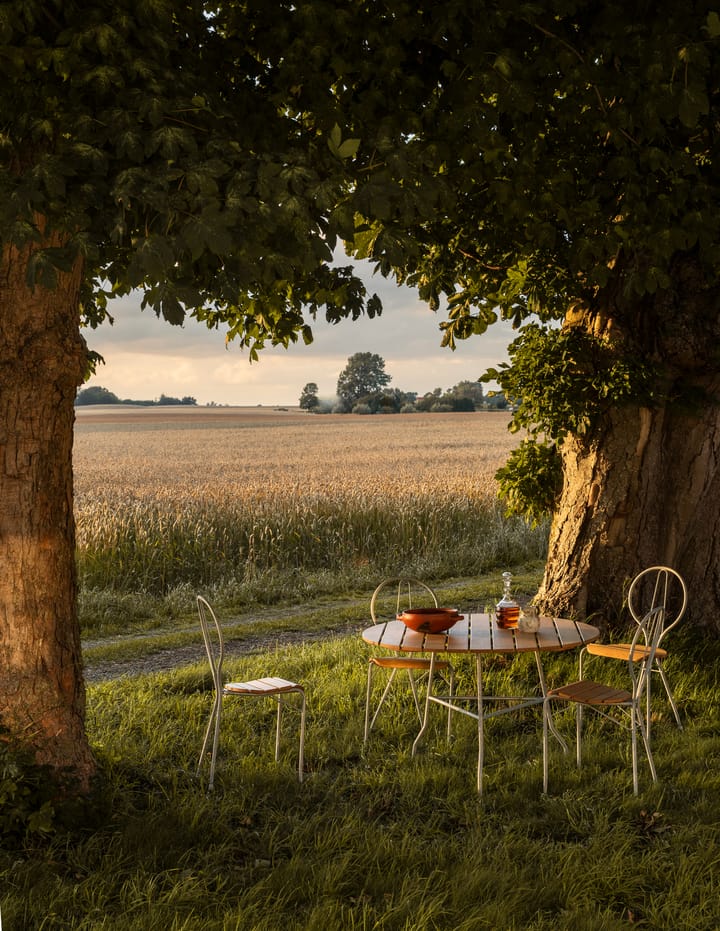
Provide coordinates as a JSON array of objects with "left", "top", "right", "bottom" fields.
[{"left": 82, "top": 272, "right": 514, "bottom": 406}]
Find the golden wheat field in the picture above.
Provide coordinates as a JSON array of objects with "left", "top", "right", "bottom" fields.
[
  {"left": 73, "top": 406, "right": 517, "bottom": 503},
  {"left": 72, "top": 406, "right": 535, "bottom": 594}
]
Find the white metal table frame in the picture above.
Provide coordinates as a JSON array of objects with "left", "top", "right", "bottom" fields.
[{"left": 362, "top": 612, "right": 599, "bottom": 795}]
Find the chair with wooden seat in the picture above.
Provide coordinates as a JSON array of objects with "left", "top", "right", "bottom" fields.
[
  {"left": 580, "top": 566, "right": 687, "bottom": 737},
  {"left": 543, "top": 605, "right": 666, "bottom": 795},
  {"left": 364, "top": 577, "right": 455, "bottom": 743},
  {"left": 196, "top": 595, "right": 306, "bottom": 791}
]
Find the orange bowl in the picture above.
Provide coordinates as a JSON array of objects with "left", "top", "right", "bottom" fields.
[{"left": 398, "top": 607, "right": 463, "bottom": 633}]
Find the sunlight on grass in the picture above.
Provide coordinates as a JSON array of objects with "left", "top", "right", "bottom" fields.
[{"left": 5, "top": 632, "right": 720, "bottom": 929}]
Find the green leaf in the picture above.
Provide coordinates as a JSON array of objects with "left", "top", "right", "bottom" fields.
[
  {"left": 706, "top": 12, "right": 720, "bottom": 37},
  {"left": 678, "top": 87, "right": 708, "bottom": 128},
  {"left": 327, "top": 124, "right": 360, "bottom": 160}
]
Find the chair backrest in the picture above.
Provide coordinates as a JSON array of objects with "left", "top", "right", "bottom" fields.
[
  {"left": 627, "top": 566, "right": 687, "bottom": 645},
  {"left": 197, "top": 595, "right": 225, "bottom": 694},
  {"left": 627, "top": 605, "right": 667, "bottom": 699},
  {"left": 370, "top": 577, "right": 438, "bottom": 624}
]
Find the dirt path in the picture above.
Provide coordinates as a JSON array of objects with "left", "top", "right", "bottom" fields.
[{"left": 83, "top": 622, "right": 359, "bottom": 684}]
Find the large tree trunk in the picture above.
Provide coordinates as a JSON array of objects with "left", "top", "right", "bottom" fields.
[
  {"left": 538, "top": 265, "right": 720, "bottom": 631},
  {"left": 0, "top": 227, "right": 95, "bottom": 788}
]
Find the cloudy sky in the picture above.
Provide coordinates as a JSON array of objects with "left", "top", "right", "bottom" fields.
[{"left": 82, "top": 262, "right": 515, "bottom": 407}]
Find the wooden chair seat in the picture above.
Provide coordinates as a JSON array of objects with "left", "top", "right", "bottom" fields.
[
  {"left": 549, "top": 679, "right": 632, "bottom": 705},
  {"left": 586, "top": 642, "right": 668, "bottom": 663},
  {"left": 225, "top": 677, "right": 303, "bottom": 695},
  {"left": 370, "top": 655, "right": 452, "bottom": 671}
]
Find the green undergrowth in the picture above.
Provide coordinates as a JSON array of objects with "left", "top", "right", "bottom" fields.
[{"left": 4, "top": 582, "right": 720, "bottom": 929}]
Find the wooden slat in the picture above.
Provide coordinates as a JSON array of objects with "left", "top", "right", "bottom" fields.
[
  {"left": 467, "top": 614, "right": 493, "bottom": 652},
  {"left": 445, "top": 619, "right": 471, "bottom": 652},
  {"left": 490, "top": 625, "right": 519, "bottom": 652},
  {"left": 550, "top": 679, "right": 631, "bottom": 704},
  {"left": 371, "top": 655, "right": 444, "bottom": 670}
]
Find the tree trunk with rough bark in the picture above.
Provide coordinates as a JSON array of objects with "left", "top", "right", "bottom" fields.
[
  {"left": 538, "top": 265, "right": 720, "bottom": 630},
  {"left": 0, "top": 226, "right": 95, "bottom": 788}
]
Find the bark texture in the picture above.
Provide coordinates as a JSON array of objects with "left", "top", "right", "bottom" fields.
[
  {"left": 538, "top": 262, "right": 720, "bottom": 630},
  {"left": 0, "top": 225, "right": 95, "bottom": 787}
]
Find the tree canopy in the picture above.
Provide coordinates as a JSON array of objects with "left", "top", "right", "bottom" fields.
[
  {"left": 336, "top": 352, "right": 392, "bottom": 409},
  {"left": 0, "top": 0, "right": 383, "bottom": 356}
]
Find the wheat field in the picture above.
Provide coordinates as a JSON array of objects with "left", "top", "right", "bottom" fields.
[{"left": 73, "top": 407, "right": 544, "bottom": 597}]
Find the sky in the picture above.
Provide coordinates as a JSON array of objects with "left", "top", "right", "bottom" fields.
[{"left": 82, "top": 262, "right": 515, "bottom": 407}]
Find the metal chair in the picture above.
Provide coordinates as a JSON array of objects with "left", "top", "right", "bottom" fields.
[
  {"left": 364, "top": 577, "right": 455, "bottom": 742},
  {"left": 580, "top": 566, "right": 687, "bottom": 737},
  {"left": 543, "top": 605, "right": 666, "bottom": 795},
  {"left": 196, "top": 596, "right": 306, "bottom": 790}
]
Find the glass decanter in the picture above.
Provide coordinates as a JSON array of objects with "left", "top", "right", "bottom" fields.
[{"left": 496, "top": 571, "right": 520, "bottom": 629}]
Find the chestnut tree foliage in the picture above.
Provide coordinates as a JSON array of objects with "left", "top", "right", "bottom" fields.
[
  {"left": 303, "top": 1, "right": 720, "bottom": 624},
  {"left": 1, "top": 0, "right": 720, "bottom": 782}
]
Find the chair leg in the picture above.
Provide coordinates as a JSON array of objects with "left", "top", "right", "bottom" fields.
[
  {"left": 575, "top": 703, "right": 584, "bottom": 769},
  {"left": 297, "top": 691, "right": 306, "bottom": 783},
  {"left": 363, "top": 662, "right": 374, "bottom": 743},
  {"left": 197, "top": 702, "right": 216, "bottom": 778},
  {"left": 631, "top": 708, "right": 640, "bottom": 796},
  {"left": 197, "top": 690, "right": 224, "bottom": 791},
  {"left": 542, "top": 697, "right": 550, "bottom": 793},
  {"left": 446, "top": 666, "right": 455, "bottom": 742},
  {"left": 657, "top": 664, "right": 683, "bottom": 730},
  {"left": 364, "top": 664, "right": 398, "bottom": 741},
  {"left": 208, "top": 694, "right": 223, "bottom": 792},
  {"left": 635, "top": 707, "right": 657, "bottom": 786},
  {"left": 406, "top": 668, "right": 423, "bottom": 723},
  {"left": 275, "top": 700, "right": 283, "bottom": 762}
]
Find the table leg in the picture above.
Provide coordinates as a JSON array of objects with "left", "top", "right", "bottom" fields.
[
  {"left": 476, "top": 654, "right": 484, "bottom": 795},
  {"left": 533, "top": 650, "right": 569, "bottom": 754},
  {"left": 411, "top": 652, "right": 436, "bottom": 757}
]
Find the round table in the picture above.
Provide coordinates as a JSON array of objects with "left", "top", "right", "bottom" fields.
[{"left": 362, "top": 612, "right": 599, "bottom": 794}]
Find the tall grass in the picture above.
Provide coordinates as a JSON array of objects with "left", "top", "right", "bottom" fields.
[{"left": 76, "top": 488, "right": 545, "bottom": 594}]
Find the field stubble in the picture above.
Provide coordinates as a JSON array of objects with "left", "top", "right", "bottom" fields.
[{"left": 73, "top": 409, "right": 547, "bottom": 624}]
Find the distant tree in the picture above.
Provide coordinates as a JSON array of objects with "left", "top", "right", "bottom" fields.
[
  {"left": 181, "top": 396, "right": 197, "bottom": 406},
  {"left": 354, "top": 387, "right": 412, "bottom": 414},
  {"left": 75, "top": 386, "right": 120, "bottom": 406},
  {"left": 299, "top": 382, "right": 320, "bottom": 411},
  {"left": 486, "top": 392, "right": 510, "bottom": 411},
  {"left": 415, "top": 388, "right": 442, "bottom": 412},
  {"left": 448, "top": 380, "right": 484, "bottom": 408},
  {"left": 442, "top": 394, "right": 475, "bottom": 412},
  {"left": 336, "top": 353, "right": 391, "bottom": 409}
]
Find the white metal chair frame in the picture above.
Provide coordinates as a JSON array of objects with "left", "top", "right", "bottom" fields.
[
  {"left": 580, "top": 566, "right": 687, "bottom": 737},
  {"left": 364, "top": 577, "right": 455, "bottom": 743},
  {"left": 196, "top": 596, "right": 306, "bottom": 791},
  {"left": 543, "top": 606, "right": 665, "bottom": 796}
]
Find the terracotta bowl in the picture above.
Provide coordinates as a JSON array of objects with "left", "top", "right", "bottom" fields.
[{"left": 398, "top": 607, "right": 463, "bottom": 634}]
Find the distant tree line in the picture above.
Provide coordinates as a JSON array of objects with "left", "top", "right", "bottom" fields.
[
  {"left": 299, "top": 353, "right": 509, "bottom": 414},
  {"left": 75, "top": 386, "right": 197, "bottom": 406}
]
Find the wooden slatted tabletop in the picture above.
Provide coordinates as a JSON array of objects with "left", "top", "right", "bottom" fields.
[{"left": 362, "top": 613, "right": 599, "bottom": 655}]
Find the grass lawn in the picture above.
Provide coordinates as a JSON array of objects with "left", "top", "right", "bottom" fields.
[{"left": 3, "top": 585, "right": 720, "bottom": 930}]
